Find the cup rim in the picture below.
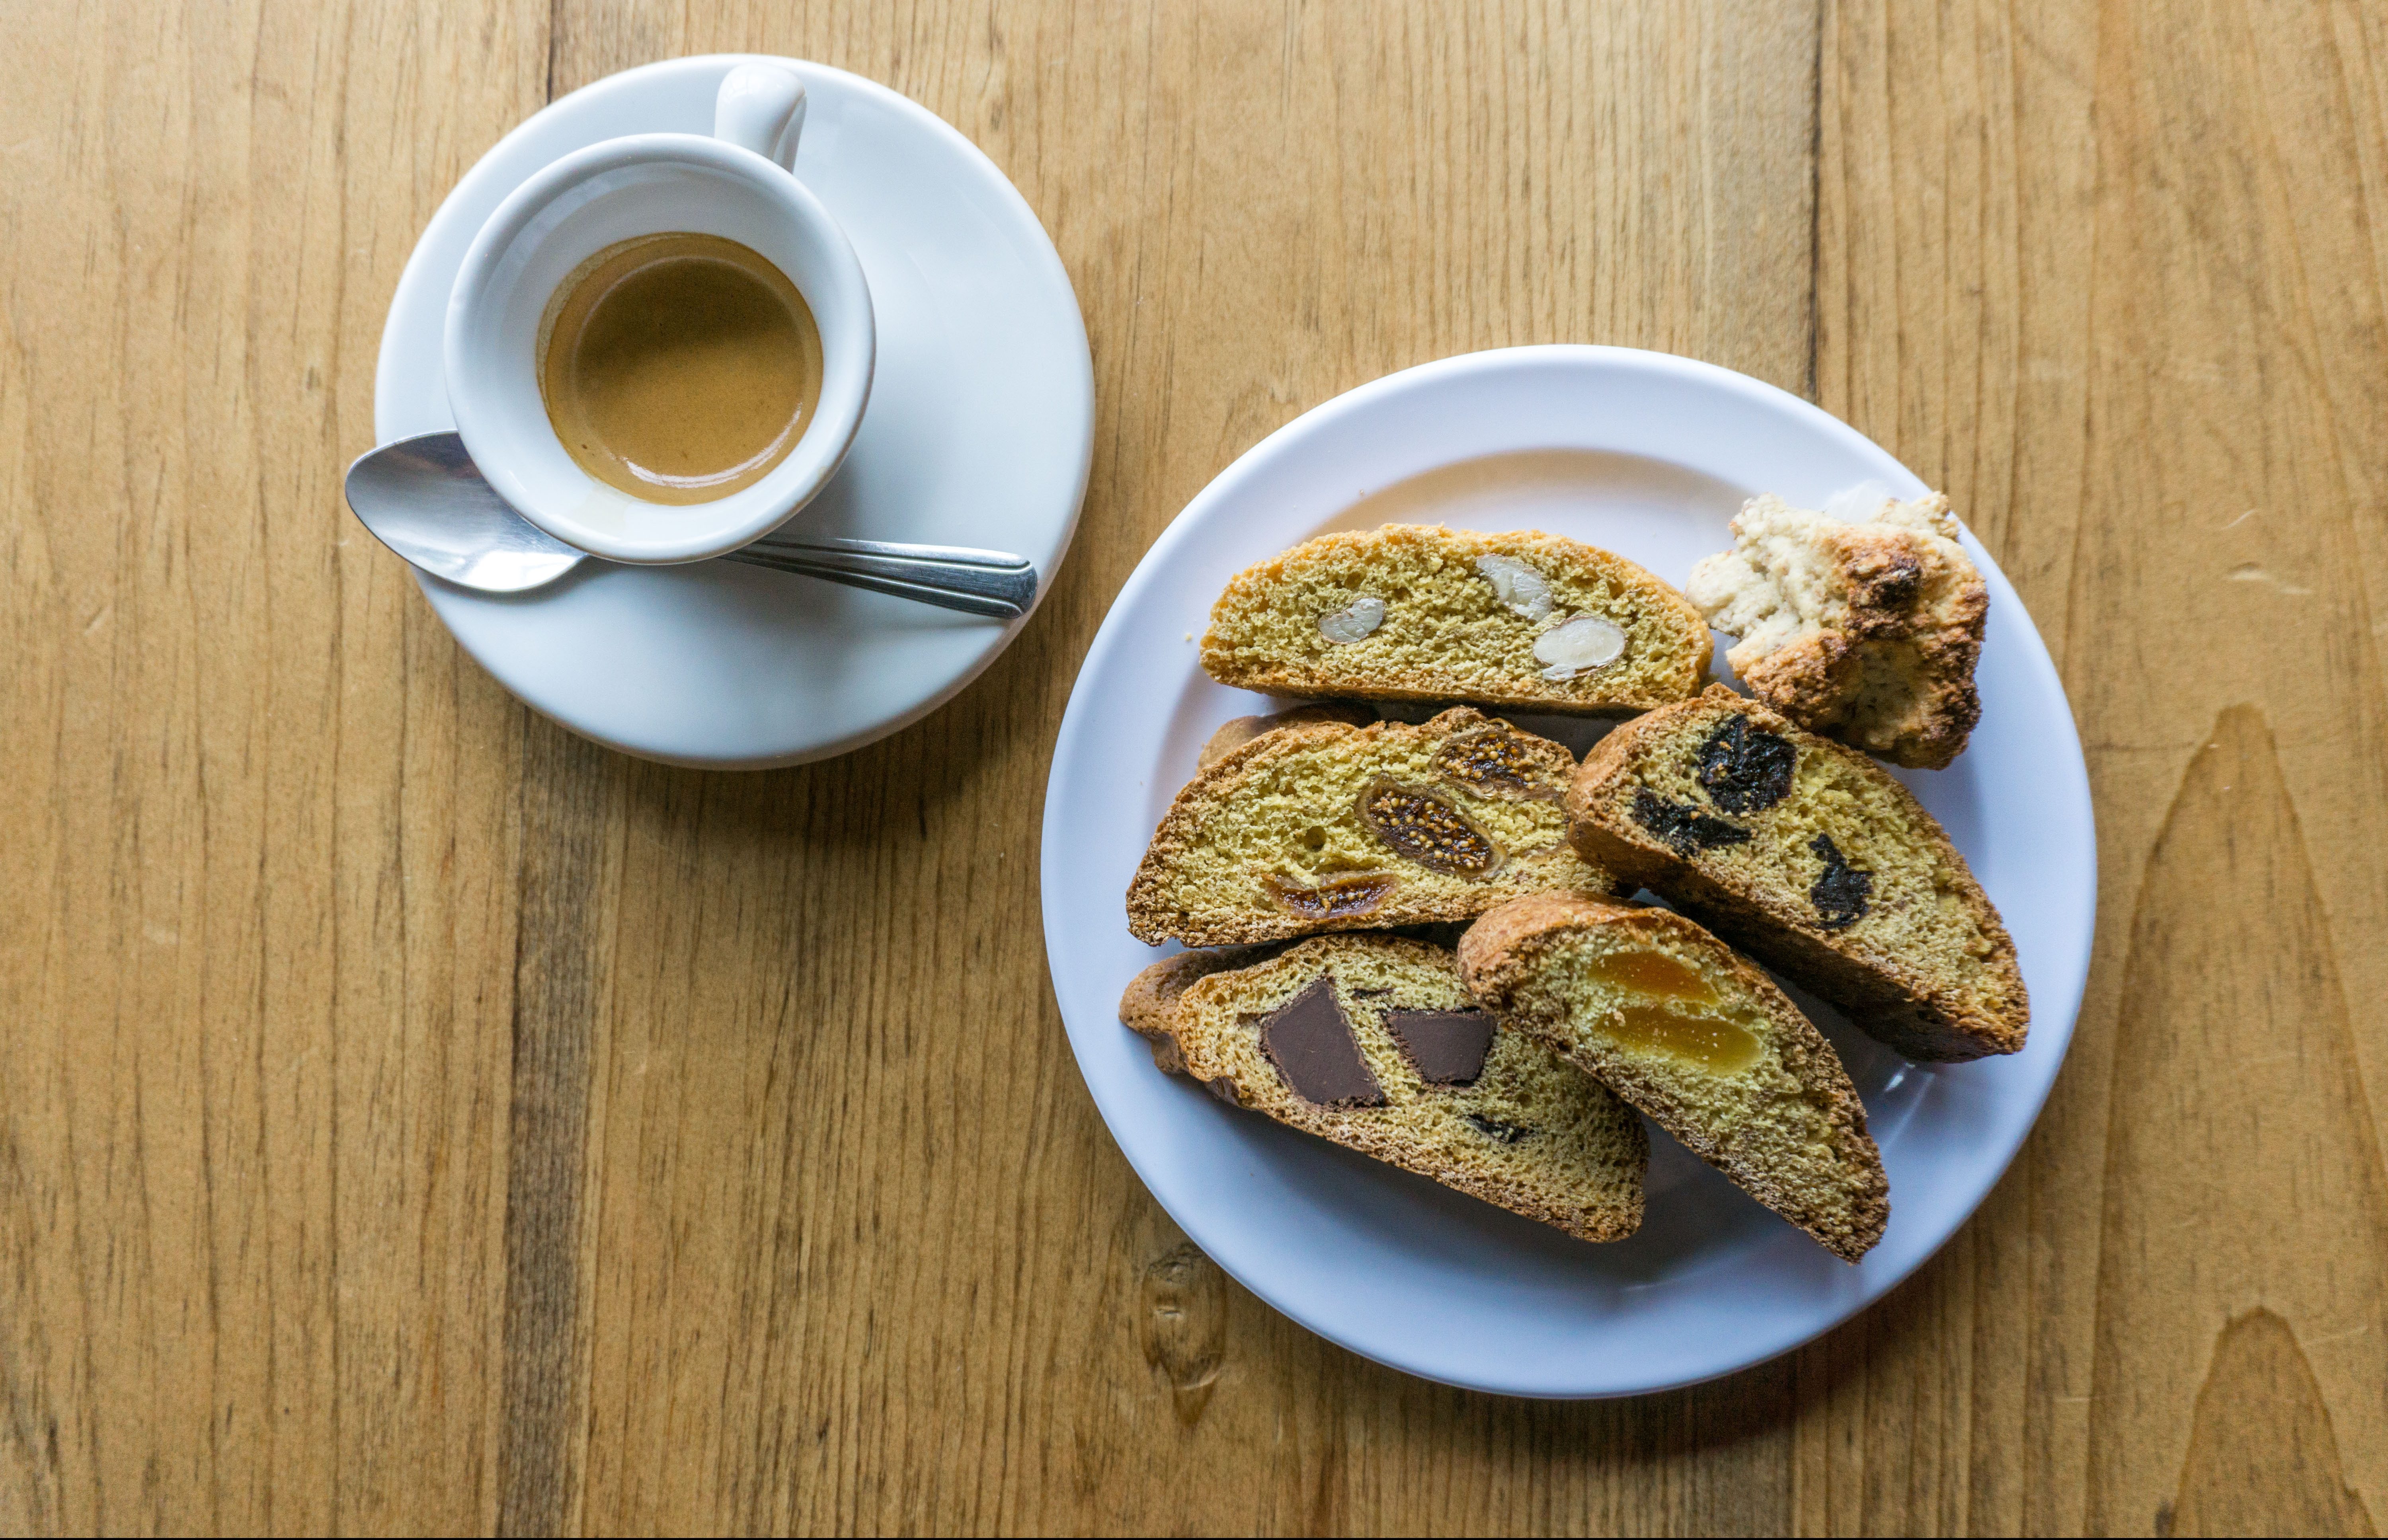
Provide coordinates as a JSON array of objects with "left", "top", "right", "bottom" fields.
[{"left": 443, "top": 132, "right": 876, "bottom": 565}]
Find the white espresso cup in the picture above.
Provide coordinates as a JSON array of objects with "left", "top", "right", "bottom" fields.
[{"left": 444, "top": 63, "right": 876, "bottom": 564}]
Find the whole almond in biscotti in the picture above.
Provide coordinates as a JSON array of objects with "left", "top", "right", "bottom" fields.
[
  {"left": 1686, "top": 490, "right": 1987, "bottom": 769},
  {"left": 1567, "top": 685, "right": 2027, "bottom": 1062},
  {"left": 1126, "top": 708, "right": 1624, "bottom": 947},
  {"left": 1457, "top": 894, "right": 1886, "bottom": 1262},
  {"left": 1200, "top": 525, "right": 1711, "bottom": 716},
  {"left": 1123, "top": 933, "right": 1647, "bottom": 1242}
]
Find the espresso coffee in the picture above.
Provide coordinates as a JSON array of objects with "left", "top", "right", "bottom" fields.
[{"left": 538, "top": 233, "right": 825, "bottom": 505}]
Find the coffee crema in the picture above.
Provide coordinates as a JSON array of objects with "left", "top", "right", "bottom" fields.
[{"left": 538, "top": 233, "right": 824, "bottom": 505}]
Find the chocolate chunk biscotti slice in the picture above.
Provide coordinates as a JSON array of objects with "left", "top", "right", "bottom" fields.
[
  {"left": 1458, "top": 894, "right": 1887, "bottom": 1262},
  {"left": 1128, "top": 708, "right": 1624, "bottom": 947},
  {"left": 1125, "top": 933, "right": 1648, "bottom": 1242},
  {"left": 1200, "top": 525, "right": 1711, "bottom": 715},
  {"left": 1567, "top": 685, "right": 2027, "bottom": 1061}
]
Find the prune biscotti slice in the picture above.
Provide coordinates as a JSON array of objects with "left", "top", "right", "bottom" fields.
[
  {"left": 1200, "top": 525, "right": 1711, "bottom": 715},
  {"left": 1567, "top": 686, "right": 2027, "bottom": 1062},
  {"left": 1686, "top": 491, "right": 1987, "bottom": 768},
  {"left": 1458, "top": 894, "right": 1887, "bottom": 1262},
  {"left": 1124, "top": 934, "right": 1648, "bottom": 1242},
  {"left": 1127, "top": 708, "right": 1624, "bottom": 947}
]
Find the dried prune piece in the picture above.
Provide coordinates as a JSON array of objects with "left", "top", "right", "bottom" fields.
[
  {"left": 1631, "top": 789, "right": 1752, "bottom": 856},
  {"left": 1463, "top": 1113, "right": 1535, "bottom": 1144},
  {"left": 1808, "top": 833, "right": 1873, "bottom": 930},
  {"left": 1694, "top": 715, "right": 1796, "bottom": 813},
  {"left": 1262, "top": 871, "right": 1400, "bottom": 920},
  {"left": 1431, "top": 723, "right": 1565, "bottom": 802},
  {"left": 1357, "top": 779, "right": 1502, "bottom": 878}
]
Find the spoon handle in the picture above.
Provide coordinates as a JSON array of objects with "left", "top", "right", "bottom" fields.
[{"left": 724, "top": 538, "right": 1038, "bottom": 619}]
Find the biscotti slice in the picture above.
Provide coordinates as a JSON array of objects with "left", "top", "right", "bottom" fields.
[
  {"left": 1567, "top": 685, "right": 2027, "bottom": 1061},
  {"left": 1458, "top": 894, "right": 1886, "bottom": 1262},
  {"left": 1127, "top": 708, "right": 1623, "bottom": 947},
  {"left": 1200, "top": 524, "right": 1712, "bottom": 715},
  {"left": 1125, "top": 934, "right": 1648, "bottom": 1242},
  {"left": 1686, "top": 491, "right": 1987, "bottom": 768}
]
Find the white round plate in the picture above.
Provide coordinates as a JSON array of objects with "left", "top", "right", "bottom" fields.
[
  {"left": 375, "top": 56, "right": 1093, "bottom": 767},
  {"left": 1041, "top": 345, "right": 2095, "bottom": 1397}
]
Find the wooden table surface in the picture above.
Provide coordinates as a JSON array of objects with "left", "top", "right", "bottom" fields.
[{"left": 7, "top": 0, "right": 2386, "bottom": 1532}]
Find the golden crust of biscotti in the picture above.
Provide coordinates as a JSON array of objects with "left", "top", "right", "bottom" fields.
[
  {"left": 1457, "top": 893, "right": 1888, "bottom": 1262},
  {"left": 1126, "top": 708, "right": 1625, "bottom": 947},
  {"left": 1196, "top": 702, "right": 1376, "bottom": 770},
  {"left": 1118, "top": 945, "right": 1290, "bottom": 1071},
  {"left": 1567, "top": 686, "right": 2026, "bottom": 1062},
  {"left": 1200, "top": 525, "right": 1712, "bottom": 716},
  {"left": 1129, "top": 932, "right": 1648, "bottom": 1243},
  {"left": 1687, "top": 493, "right": 1986, "bottom": 769}
]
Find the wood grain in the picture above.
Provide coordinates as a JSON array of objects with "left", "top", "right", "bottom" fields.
[{"left": 1, "top": 0, "right": 2384, "bottom": 1532}]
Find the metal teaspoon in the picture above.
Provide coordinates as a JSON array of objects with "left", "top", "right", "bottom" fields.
[{"left": 342, "top": 433, "right": 1039, "bottom": 620}]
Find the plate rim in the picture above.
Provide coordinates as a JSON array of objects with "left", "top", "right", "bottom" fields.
[
  {"left": 1041, "top": 342, "right": 2095, "bottom": 1397},
  {"left": 371, "top": 54, "right": 1095, "bottom": 769}
]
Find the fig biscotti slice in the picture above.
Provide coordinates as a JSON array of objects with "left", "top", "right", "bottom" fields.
[
  {"left": 1200, "top": 525, "right": 1712, "bottom": 715},
  {"left": 1458, "top": 894, "right": 1887, "bottom": 1262},
  {"left": 1127, "top": 708, "right": 1623, "bottom": 947},
  {"left": 1567, "top": 685, "right": 2027, "bottom": 1062},
  {"left": 1124, "top": 934, "right": 1648, "bottom": 1242}
]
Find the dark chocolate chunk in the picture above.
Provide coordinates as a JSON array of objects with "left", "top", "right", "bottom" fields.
[
  {"left": 1631, "top": 788, "right": 1752, "bottom": 856},
  {"left": 1356, "top": 779, "right": 1502, "bottom": 877},
  {"left": 1382, "top": 1009, "right": 1495, "bottom": 1086},
  {"left": 1463, "top": 1113, "right": 1534, "bottom": 1144},
  {"left": 1808, "top": 833, "right": 1873, "bottom": 930},
  {"left": 1430, "top": 723, "right": 1565, "bottom": 801},
  {"left": 1259, "top": 978, "right": 1385, "bottom": 1107},
  {"left": 1205, "top": 1074, "right": 1243, "bottom": 1106},
  {"left": 1262, "top": 871, "right": 1399, "bottom": 920},
  {"left": 1694, "top": 714, "right": 1797, "bottom": 813}
]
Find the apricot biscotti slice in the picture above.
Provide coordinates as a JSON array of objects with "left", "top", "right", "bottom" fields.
[
  {"left": 1126, "top": 708, "right": 1623, "bottom": 947},
  {"left": 1199, "top": 525, "right": 1711, "bottom": 715},
  {"left": 1123, "top": 934, "right": 1647, "bottom": 1242},
  {"left": 1566, "top": 685, "right": 2027, "bottom": 1062},
  {"left": 1458, "top": 894, "right": 1887, "bottom": 1262}
]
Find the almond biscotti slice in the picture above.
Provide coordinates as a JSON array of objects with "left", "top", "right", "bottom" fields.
[
  {"left": 1200, "top": 525, "right": 1711, "bottom": 715},
  {"left": 1458, "top": 894, "right": 1886, "bottom": 1262},
  {"left": 1567, "top": 685, "right": 2027, "bottom": 1062},
  {"left": 1127, "top": 708, "right": 1623, "bottom": 947},
  {"left": 1125, "top": 934, "right": 1648, "bottom": 1242},
  {"left": 1686, "top": 491, "right": 1986, "bottom": 768}
]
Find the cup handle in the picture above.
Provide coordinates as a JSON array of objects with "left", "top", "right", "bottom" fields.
[{"left": 713, "top": 63, "right": 807, "bottom": 172}]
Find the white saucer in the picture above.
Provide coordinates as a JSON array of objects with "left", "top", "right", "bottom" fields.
[
  {"left": 374, "top": 57, "right": 1093, "bottom": 767},
  {"left": 1041, "top": 345, "right": 2095, "bottom": 1397}
]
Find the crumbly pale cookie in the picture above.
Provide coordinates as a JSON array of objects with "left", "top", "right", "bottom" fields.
[
  {"left": 1686, "top": 491, "right": 1987, "bottom": 769},
  {"left": 1126, "top": 708, "right": 1623, "bottom": 947},
  {"left": 1567, "top": 686, "right": 2027, "bottom": 1062},
  {"left": 1124, "top": 933, "right": 1648, "bottom": 1242},
  {"left": 1458, "top": 894, "right": 1887, "bottom": 1262},
  {"left": 1200, "top": 525, "right": 1712, "bottom": 715}
]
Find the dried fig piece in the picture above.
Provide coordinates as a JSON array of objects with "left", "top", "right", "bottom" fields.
[
  {"left": 1261, "top": 871, "right": 1400, "bottom": 920},
  {"left": 1431, "top": 722, "right": 1566, "bottom": 802},
  {"left": 1630, "top": 788, "right": 1752, "bottom": 856},
  {"left": 1808, "top": 833, "right": 1872, "bottom": 930},
  {"left": 1694, "top": 715, "right": 1796, "bottom": 813},
  {"left": 1357, "top": 779, "right": 1503, "bottom": 878},
  {"left": 1463, "top": 1112, "right": 1535, "bottom": 1143}
]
